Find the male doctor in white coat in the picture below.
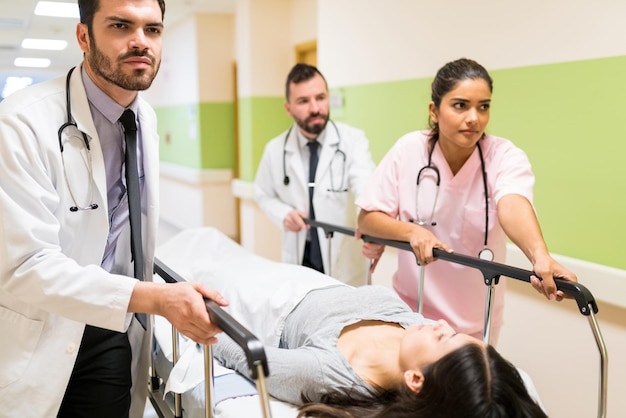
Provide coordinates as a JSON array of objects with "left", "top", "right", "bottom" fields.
[
  {"left": 254, "top": 64, "right": 383, "bottom": 287},
  {"left": 0, "top": 1, "right": 226, "bottom": 417}
]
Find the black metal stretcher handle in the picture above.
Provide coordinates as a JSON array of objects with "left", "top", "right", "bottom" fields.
[
  {"left": 305, "top": 219, "right": 598, "bottom": 316},
  {"left": 153, "top": 257, "right": 270, "bottom": 379}
]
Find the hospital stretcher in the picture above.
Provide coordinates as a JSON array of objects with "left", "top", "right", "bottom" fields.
[
  {"left": 306, "top": 218, "right": 609, "bottom": 418},
  {"left": 146, "top": 224, "right": 607, "bottom": 418}
]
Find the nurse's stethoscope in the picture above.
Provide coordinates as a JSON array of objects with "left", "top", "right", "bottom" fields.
[
  {"left": 282, "top": 120, "right": 348, "bottom": 192},
  {"left": 411, "top": 138, "right": 494, "bottom": 262},
  {"left": 58, "top": 66, "right": 99, "bottom": 212}
]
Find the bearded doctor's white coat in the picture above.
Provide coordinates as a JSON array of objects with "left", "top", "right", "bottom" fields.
[
  {"left": 0, "top": 64, "right": 158, "bottom": 417},
  {"left": 254, "top": 122, "right": 375, "bottom": 286}
]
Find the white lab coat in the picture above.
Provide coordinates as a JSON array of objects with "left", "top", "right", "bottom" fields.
[
  {"left": 254, "top": 121, "right": 375, "bottom": 286},
  {"left": 0, "top": 64, "right": 159, "bottom": 417}
]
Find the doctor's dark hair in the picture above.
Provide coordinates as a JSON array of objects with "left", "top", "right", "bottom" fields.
[
  {"left": 428, "top": 58, "right": 493, "bottom": 143},
  {"left": 78, "top": 0, "right": 166, "bottom": 28},
  {"left": 297, "top": 344, "right": 547, "bottom": 418},
  {"left": 285, "top": 63, "right": 328, "bottom": 100}
]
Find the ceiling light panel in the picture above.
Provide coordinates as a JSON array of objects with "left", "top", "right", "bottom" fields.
[
  {"left": 14, "top": 57, "right": 51, "bottom": 68},
  {"left": 34, "top": 1, "right": 80, "bottom": 18},
  {"left": 22, "top": 38, "right": 68, "bottom": 51}
]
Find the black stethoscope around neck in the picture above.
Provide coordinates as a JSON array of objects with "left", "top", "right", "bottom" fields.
[
  {"left": 282, "top": 120, "right": 347, "bottom": 192},
  {"left": 411, "top": 138, "right": 493, "bottom": 261},
  {"left": 58, "top": 66, "right": 99, "bottom": 212}
]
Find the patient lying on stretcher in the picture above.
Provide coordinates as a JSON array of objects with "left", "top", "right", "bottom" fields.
[
  {"left": 158, "top": 228, "right": 546, "bottom": 418},
  {"left": 213, "top": 285, "right": 546, "bottom": 418}
]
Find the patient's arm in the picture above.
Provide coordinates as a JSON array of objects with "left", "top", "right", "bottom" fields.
[{"left": 213, "top": 335, "right": 373, "bottom": 405}]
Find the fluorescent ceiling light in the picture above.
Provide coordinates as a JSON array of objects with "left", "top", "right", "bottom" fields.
[
  {"left": 22, "top": 38, "right": 68, "bottom": 51},
  {"left": 2, "top": 76, "right": 33, "bottom": 99},
  {"left": 34, "top": 1, "right": 80, "bottom": 18},
  {"left": 14, "top": 57, "right": 51, "bottom": 68}
]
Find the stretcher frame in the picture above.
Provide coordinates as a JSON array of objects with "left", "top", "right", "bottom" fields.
[
  {"left": 148, "top": 257, "right": 273, "bottom": 418},
  {"left": 306, "top": 218, "right": 608, "bottom": 418}
]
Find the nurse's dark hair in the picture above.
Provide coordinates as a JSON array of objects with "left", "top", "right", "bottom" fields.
[
  {"left": 285, "top": 63, "right": 328, "bottom": 100},
  {"left": 428, "top": 58, "right": 493, "bottom": 144},
  {"left": 297, "top": 344, "right": 548, "bottom": 418},
  {"left": 78, "top": 0, "right": 166, "bottom": 28}
]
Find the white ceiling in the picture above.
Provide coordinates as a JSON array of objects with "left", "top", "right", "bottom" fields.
[{"left": 0, "top": 0, "right": 235, "bottom": 99}]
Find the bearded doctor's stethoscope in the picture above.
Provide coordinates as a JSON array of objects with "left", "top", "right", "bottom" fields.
[
  {"left": 58, "top": 67, "right": 99, "bottom": 212},
  {"left": 282, "top": 120, "right": 348, "bottom": 192}
]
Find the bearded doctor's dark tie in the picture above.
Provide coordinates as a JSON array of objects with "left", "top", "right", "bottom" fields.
[
  {"left": 305, "top": 140, "right": 324, "bottom": 273},
  {"left": 119, "top": 109, "right": 147, "bottom": 329}
]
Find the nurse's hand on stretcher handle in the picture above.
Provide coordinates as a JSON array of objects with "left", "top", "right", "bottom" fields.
[
  {"left": 405, "top": 220, "right": 578, "bottom": 302},
  {"left": 406, "top": 221, "right": 453, "bottom": 266},
  {"left": 128, "top": 281, "right": 229, "bottom": 345},
  {"left": 355, "top": 229, "right": 385, "bottom": 273},
  {"left": 527, "top": 252, "right": 578, "bottom": 302}
]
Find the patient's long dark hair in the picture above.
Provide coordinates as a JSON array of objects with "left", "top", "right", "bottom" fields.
[{"left": 297, "top": 344, "right": 548, "bottom": 418}]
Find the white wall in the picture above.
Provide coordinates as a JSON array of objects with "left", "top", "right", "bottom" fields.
[
  {"left": 145, "top": 15, "right": 200, "bottom": 106},
  {"left": 318, "top": 0, "right": 626, "bottom": 87},
  {"left": 291, "top": 0, "right": 318, "bottom": 46},
  {"left": 160, "top": 163, "right": 237, "bottom": 238},
  {"left": 145, "top": 14, "right": 235, "bottom": 105},
  {"left": 235, "top": 0, "right": 293, "bottom": 97},
  {"left": 196, "top": 14, "right": 235, "bottom": 102}
]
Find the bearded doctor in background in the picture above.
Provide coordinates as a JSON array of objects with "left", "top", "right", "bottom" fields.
[{"left": 254, "top": 64, "right": 383, "bottom": 286}]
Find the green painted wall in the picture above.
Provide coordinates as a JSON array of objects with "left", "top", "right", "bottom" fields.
[
  {"left": 156, "top": 102, "right": 235, "bottom": 169},
  {"left": 198, "top": 102, "right": 235, "bottom": 169},
  {"left": 238, "top": 96, "right": 293, "bottom": 180},
  {"left": 332, "top": 56, "right": 626, "bottom": 269},
  {"left": 489, "top": 57, "right": 626, "bottom": 269},
  {"left": 156, "top": 104, "right": 200, "bottom": 168}
]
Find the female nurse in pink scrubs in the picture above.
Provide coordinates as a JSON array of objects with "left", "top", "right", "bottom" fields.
[{"left": 356, "top": 58, "right": 577, "bottom": 344}]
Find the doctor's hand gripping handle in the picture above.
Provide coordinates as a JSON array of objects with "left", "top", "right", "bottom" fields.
[
  {"left": 303, "top": 219, "right": 598, "bottom": 316},
  {"left": 153, "top": 258, "right": 270, "bottom": 379}
]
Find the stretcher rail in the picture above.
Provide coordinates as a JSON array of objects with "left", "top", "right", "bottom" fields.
[
  {"left": 150, "top": 257, "right": 273, "bottom": 418},
  {"left": 305, "top": 218, "right": 608, "bottom": 418},
  {"left": 305, "top": 218, "right": 597, "bottom": 314}
]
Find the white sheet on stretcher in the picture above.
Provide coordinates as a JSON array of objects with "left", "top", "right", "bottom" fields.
[
  {"left": 156, "top": 227, "right": 341, "bottom": 350},
  {"left": 153, "top": 227, "right": 545, "bottom": 416},
  {"left": 153, "top": 227, "right": 338, "bottom": 413}
]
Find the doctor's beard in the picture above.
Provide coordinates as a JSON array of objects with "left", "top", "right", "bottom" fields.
[
  {"left": 87, "top": 36, "right": 161, "bottom": 91},
  {"left": 295, "top": 112, "right": 329, "bottom": 137}
]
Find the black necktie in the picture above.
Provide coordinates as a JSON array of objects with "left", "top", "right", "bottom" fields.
[
  {"left": 306, "top": 140, "right": 323, "bottom": 273},
  {"left": 119, "top": 109, "right": 146, "bottom": 329}
]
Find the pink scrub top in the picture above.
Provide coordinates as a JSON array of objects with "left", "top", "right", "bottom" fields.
[{"left": 356, "top": 130, "right": 534, "bottom": 339}]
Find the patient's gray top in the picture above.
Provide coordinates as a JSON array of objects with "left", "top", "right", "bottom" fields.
[{"left": 212, "top": 285, "right": 434, "bottom": 405}]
